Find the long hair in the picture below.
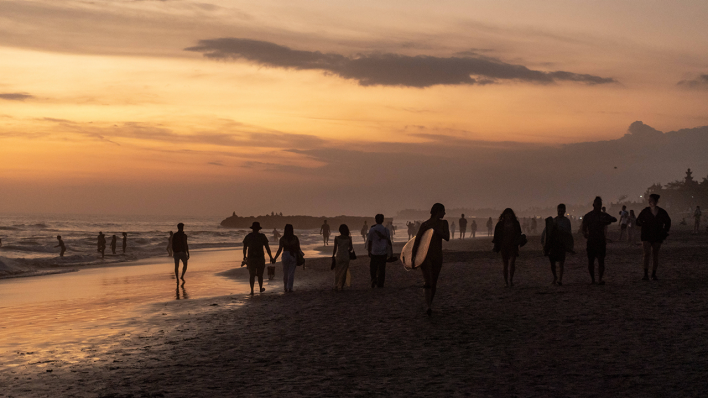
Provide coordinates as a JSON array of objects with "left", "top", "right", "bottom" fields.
[
  {"left": 499, "top": 208, "right": 517, "bottom": 223},
  {"left": 339, "top": 224, "right": 350, "bottom": 237},
  {"left": 283, "top": 224, "right": 294, "bottom": 238}
]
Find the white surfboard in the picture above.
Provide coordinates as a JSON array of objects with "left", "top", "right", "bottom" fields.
[{"left": 400, "top": 228, "right": 434, "bottom": 270}]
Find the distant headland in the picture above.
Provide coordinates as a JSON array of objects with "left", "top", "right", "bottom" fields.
[{"left": 220, "top": 212, "right": 393, "bottom": 230}]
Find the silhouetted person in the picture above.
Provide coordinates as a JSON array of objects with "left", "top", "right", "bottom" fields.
[
  {"left": 601, "top": 206, "right": 610, "bottom": 242},
  {"left": 122, "top": 232, "right": 127, "bottom": 253},
  {"left": 531, "top": 217, "right": 538, "bottom": 234},
  {"left": 320, "top": 220, "right": 331, "bottom": 246},
  {"left": 450, "top": 221, "right": 456, "bottom": 239},
  {"left": 272, "top": 224, "right": 301, "bottom": 292},
  {"left": 55, "top": 235, "right": 66, "bottom": 257},
  {"left": 0, "top": 238, "right": 2, "bottom": 247},
  {"left": 97, "top": 232, "right": 106, "bottom": 259},
  {"left": 167, "top": 231, "right": 174, "bottom": 257},
  {"left": 636, "top": 194, "right": 671, "bottom": 280},
  {"left": 618, "top": 205, "right": 629, "bottom": 241},
  {"left": 172, "top": 223, "right": 189, "bottom": 282},
  {"left": 486, "top": 217, "right": 493, "bottom": 236},
  {"left": 386, "top": 221, "right": 396, "bottom": 242},
  {"left": 471, "top": 219, "right": 477, "bottom": 238},
  {"left": 412, "top": 203, "right": 450, "bottom": 316},
  {"left": 542, "top": 204, "right": 573, "bottom": 286},
  {"left": 331, "top": 224, "right": 353, "bottom": 291},
  {"left": 406, "top": 222, "right": 416, "bottom": 239},
  {"left": 110, "top": 235, "right": 117, "bottom": 255},
  {"left": 459, "top": 214, "right": 467, "bottom": 239},
  {"left": 694, "top": 206, "right": 702, "bottom": 234},
  {"left": 582, "top": 197, "right": 617, "bottom": 285},
  {"left": 243, "top": 222, "right": 273, "bottom": 295},
  {"left": 272, "top": 228, "right": 281, "bottom": 242},
  {"left": 493, "top": 208, "right": 522, "bottom": 287},
  {"left": 361, "top": 221, "right": 368, "bottom": 244},
  {"left": 628, "top": 210, "right": 638, "bottom": 244},
  {"left": 367, "top": 214, "right": 390, "bottom": 288}
]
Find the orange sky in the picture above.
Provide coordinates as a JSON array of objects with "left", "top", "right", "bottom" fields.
[{"left": 1, "top": 1, "right": 707, "bottom": 216}]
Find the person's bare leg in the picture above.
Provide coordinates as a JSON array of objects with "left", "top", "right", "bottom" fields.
[
  {"left": 249, "top": 275, "right": 255, "bottom": 295},
  {"left": 598, "top": 257, "right": 605, "bottom": 284},
  {"left": 509, "top": 256, "right": 516, "bottom": 287},
  {"left": 258, "top": 275, "right": 264, "bottom": 292},
  {"left": 558, "top": 260, "right": 565, "bottom": 285},
  {"left": 642, "top": 241, "right": 651, "bottom": 280},
  {"left": 502, "top": 256, "right": 509, "bottom": 287},
  {"left": 174, "top": 258, "right": 180, "bottom": 280},
  {"left": 180, "top": 261, "right": 187, "bottom": 281},
  {"left": 550, "top": 260, "right": 557, "bottom": 284},
  {"left": 588, "top": 258, "right": 595, "bottom": 284},
  {"left": 651, "top": 243, "right": 661, "bottom": 279}
]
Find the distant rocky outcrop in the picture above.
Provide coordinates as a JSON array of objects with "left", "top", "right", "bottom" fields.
[{"left": 220, "top": 213, "right": 393, "bottom": 230}]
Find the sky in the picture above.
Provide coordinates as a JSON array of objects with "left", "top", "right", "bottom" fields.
[{"left": 1, "top": 0, "right": 707, "bottom": 217}]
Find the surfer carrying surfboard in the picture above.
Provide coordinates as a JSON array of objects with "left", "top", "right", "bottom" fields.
[{"left": 411, "top": 203, "right": 450, "bottom": 317}]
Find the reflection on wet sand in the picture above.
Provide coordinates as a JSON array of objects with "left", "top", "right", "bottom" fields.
[{"left": 176, "top": 282, "right": 189, "bottom": 300}]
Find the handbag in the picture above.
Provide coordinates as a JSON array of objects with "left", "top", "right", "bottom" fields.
[
  {"left": 349, "top": 250, "right": 357, "bottom": 260},
  {"left": 296, "top": 250, "right": 305, "bottom": 266}
]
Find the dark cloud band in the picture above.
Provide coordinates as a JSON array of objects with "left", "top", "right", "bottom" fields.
[
  {"left": 677, "top": 74, "right": 708, "bottom": 89},
  {"left": 185, "top": 38, "right": 616, "bottom": 88},
  {"left": 0, "top": 93, "right": 34, "bottom": 101}
]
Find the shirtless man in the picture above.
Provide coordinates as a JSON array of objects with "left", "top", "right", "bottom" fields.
[
  {"left": 582, "top": 197, "right": 617, "bottom": 285},
  {"left": 459, "top": 214, "right": 468, "bottom": 239},
  {"left": 55, "top": 235, "right": 66, "bottom": 257},
  {"left": 320, "top": 220, "right": 331, "bottom": 246},
  {"left": 97, "top": 232, "right": 106, "bottom": 259}
]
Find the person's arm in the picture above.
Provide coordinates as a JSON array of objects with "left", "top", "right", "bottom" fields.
[
  {"left": 663, "top": 210, "right": 672, "bottom": 233},
  {"left": 582, "top": 217, "right": 589, "bottom": 239},
  {"left": 349, "top": 237, "right": 353, "bottom": 252},
  {"left": 320, "top": 226, "right": 323, "bottom": 235},
  {"left": 265, "top": 240, "right": 273, "bottom": 261},
  {"left": 635, "top": 209, "right": 646, "bottom": 227},
  {"left": 273, "top": 239, "right": 283, "bottom": 263},
  {"left": 185, "top": 236, "right": 189, "bottom": 259},
  {"left": 242, "top": 239, "right": 248, "bottom": 260},
  {"left": 332, "top": 236, "right": 338, "bottom": 257},
  {"left": 366, "top": 232, "right": 372, "bottom": 257}
]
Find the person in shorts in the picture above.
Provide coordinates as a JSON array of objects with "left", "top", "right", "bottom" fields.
[
  {"left": 542, "top": 204, "right": 573, "bottom": 286},
  {"left": 582, "top": 197, "right": 617, "bottom": 285},
  {"left": 243, "top": 221, "right": 273, "bottom": 295},
  {"left": 172, "top": 223, "right": 190, "bottom": 283},
  {"left": 618, "top": 205, "right": 629, "bottom": 241}
]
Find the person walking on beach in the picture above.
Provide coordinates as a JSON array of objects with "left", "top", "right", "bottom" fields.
[
  {"left": 110, "top": 235, "right": 117, "bottom": 255},
  {"left": 122, "top": 232, "right": 127, "bottom": 253},
  {"left": 542, "top": 204, "right": 573, "bottom": 286},
  {"left": 618, "top": 205, "right": 629, "bottom": 242},
  {"left": 412, "top": 203, "right": 450, "bottom": 316},
  {"left": 407, "top": 222, "right": 416, "bottom": 240},
  {"left": 471, "top": 219, "right": 477, "bottom": 238},
  {"left": 636, "top": 194, "right": 671, "bottom": 281},
  {"left": 55, "top": 235, "right": 66, "bottom": 258},
  {"left": 601, "top": 206, "right": 610, "bottom": 242},
  {"left": 694, "top": 206, "right": 702, "bottom": 234},
  {"left": 167, "top": 231, "right": 174, "bottom": 257},
  {"left": 97, "top": 232, "right": 106, "bottom": 259},
  {"left": 493, "top": 208, "right": 523, "bottom": 287},
  {"left": 361, "top": 221, "right": 368, "bottom": 244},
  {"left": 172, "top": 223, "right": 190, "bottom": 282},
  {"left": 459, "top": 214, "right": 467, "bottom": 239},
  {"left": 243, "top": 222, "right": 273, "bottom": 295},
  {"left": 272, "top": 224, "right": 302, "bottom": 292},
  {"left": 320, "top": 220, "right": 331, "bottom": 246},
  {"left": 386, "top": 221, "right": 396, "bottom": 242},
  {"left": 582, "top": 197, "right": 617, "bottom": 285},
  {"left": 331, "top": 224, "right": 354, "bottom": 290},
  {"left": 486, "top": 217, "right": 493, "bottom": 236},
  {"left": 367, "top": 214, "right": 391, "bottom": 288},
  {"left": 272, "top": 228, "right": 281, "bottom": 242},
  {"left": 531, "top": 217, "right": 538, "bottom": 234},
  {"left": 628, "top": 209, "right": 638, "bottom": 244},
  {"left": 450, "top": 221, "right": 456, "bottom": 239}
]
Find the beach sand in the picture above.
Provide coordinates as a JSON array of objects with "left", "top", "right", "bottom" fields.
[{"left": 2, "top": 229, "right": 708, "bottom": 397}]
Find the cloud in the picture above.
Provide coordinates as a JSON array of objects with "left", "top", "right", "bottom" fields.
[
  {"left": 0, "top": 93, "right": 33, "bottom": 101},
  {"left": 677, "top": 74, "right": 708, "bottom": 89},
  {"left": 185, "top": 38, "right": 617, "bottom": 88}
]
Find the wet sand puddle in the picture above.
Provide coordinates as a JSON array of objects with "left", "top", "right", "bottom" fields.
[{"left": 0, "top": 249, "right": 248, "bottom": 370}]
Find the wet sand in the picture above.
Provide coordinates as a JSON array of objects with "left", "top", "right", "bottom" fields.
[{"left": 2, "top": 229, "right": 708, "bottom": 397}]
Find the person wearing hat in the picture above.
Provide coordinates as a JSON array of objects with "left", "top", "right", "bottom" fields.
[
  {"left": 172, "top": 223, "right": 190, "bottom": 282},
  {"left": 636, "top": 193, "right": 671, "bottom": 281},
  {"left": 243, "top": 221, "right": 273, "bottom": 295}
]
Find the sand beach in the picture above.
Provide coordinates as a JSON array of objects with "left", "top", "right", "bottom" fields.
[{"left": 2, "top": 228, "right": 708, "bottom": 397}]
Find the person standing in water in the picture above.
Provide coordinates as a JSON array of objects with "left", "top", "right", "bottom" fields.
[
  {"left": 55, "top": 235, "right": 66, "bottom": 257},
  {"left": 450, "top": 221, "right": 456, "bottom": 239},
  {"left": 97, "top": 232, "right": 106, "bottom": 259},
  {"left": 110, "top": 235, "right": 117, "bottom": 255},
  {"left": 459, "top": 214, "right": 467, "bottom": 239},
  {"left": 272, "top": 224, "right": 302, "bottom": 293},
  {"left": 486, "top": 217, "right": 493, "bottom": 236},
  {"left": 331, "top": 224, "right": 353, "bottom": 291},
  {"left": 406, "top": 222, "right": 416, "bottom": 240},
  {"left": 542, "top": 204, "right": 573, "bottom": 286},
  {"left": 122, "top": 232, "right": 127, "bottom": 253},
  {"left": 243, "top": 222, "right": 273, "bottom": 295},
  {"left": 636, "top": 194, "right": 671, "bottom": 281},
  {"left": 582, "top": 197, "right": 617, "bottom": 285},
  {"left": 361, "top": 221, "right": 368, "bottom": 244},
  {"left": 471, "top": 219, "right": 477, "bottom": 238},
  {"left": 320, "top": 220, "right": 331, "bottom": 246},
  {"left": 272, "top": 228, "right": 281, "bottom": 242},
  {"left": 367, "top": 214, "right": 391, "bottom": 288},
  {"left": 172, "top": 223, "right": 189, "bottom": 283},
  {"left": 694, "top": 206, "right": 702, "bottom": 234},
  {"left": 167, "top": 231, "right": 174, "bottom": 257},
  {"left": 493, "top": 208, "right": 523, "bottom": 287},
  {"left": 411, "top": 203, "right": 450, "bottom": 317}
]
